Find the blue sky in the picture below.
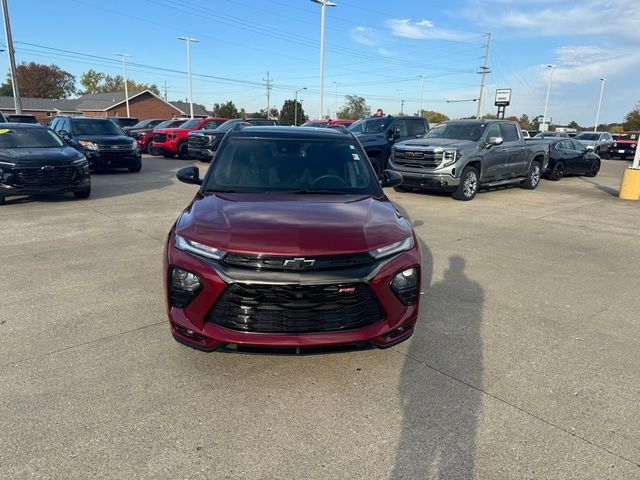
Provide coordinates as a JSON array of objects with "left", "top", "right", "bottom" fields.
[{"left": 3, "top": 0, "right": 638, "bottom": 125}]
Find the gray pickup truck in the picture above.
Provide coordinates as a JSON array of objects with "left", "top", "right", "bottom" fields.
[{"left": 388, "top": 119, "right": 549, "bottom": 200}]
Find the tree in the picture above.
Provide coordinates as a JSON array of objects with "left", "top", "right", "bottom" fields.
[
  {"left": 418, "top": 110, "right": 448, "bottom": 124},
  {"left": 519, "top": 114, "right": 531, "bottom": 130},
  {"left": 623, "top": 105, "right": 640, "bottom": 131},
  {"left": 0, "top": 62, "right": 76, "bottom": 98},
  {"left": 567, "top": 120, "right": 580, "bottom": 130},
  {"left": 212, "top": 101, "right": 238, "bottom": 118},
  {"left": 280, "top": 99, "right": 306, "bottom": 126},
  {"left": 79, "top": 69, "right": 159, "bottom": 95},
  {"left": 337, "top": 95, "right": 370, "bottom": 119}
]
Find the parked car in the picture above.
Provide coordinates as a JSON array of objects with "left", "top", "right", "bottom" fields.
[
  {"left": 0, "top": 123, "right": 91, "bottom": 205},
  {"left": 50, "top": 116, "right": 142, "bottom": 172},
  {"left": 5, "top": 114, "right": 38, "bottom": 124},
  {"left": 153, "top": 117, "right": 228, "bottom": 159},
  {"left": 0, "top": 112, "right": 6, "bottom": 122},
  {"left": 188, "top": 118, "right": 277, "bottom": 161},
  {"left": 543, "top": 138, "right": 600, "bottom": 180},
  {"left": 348, "top": 115, "right": 430, "bottom": 175},
  {"left": 389, "top": 119, "right": 548, "bottom": 200},
  {"left": 125, "top": 118, "right": 182, "bottom": 155},
  {"left": 166, "top": 126, "right": 420, "bottom": 352},
  {"left": 533, "top": 131, "right": 569, "bottom": 139},
  {"left": 108, "top": 117, "right": 139, "bottom": 130},
  {"left": 574, "top": 131, "right": 614, "bottom": 157},
  {"left": 611, "top": 132, "right": 638, "bottom": 160},
  {"left": 301, "top": 119, "right": 329, "bottom": 127},
  {"left": 123, "top": 118, "right": 166, "bottom": 137},
  {"left": 328, "top": 119, "right": 354, "bottom": 127}
]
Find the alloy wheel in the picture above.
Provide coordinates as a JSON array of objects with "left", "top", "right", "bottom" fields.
[{"left": 463, "top": 171, "right": 478, "bottom": 198}]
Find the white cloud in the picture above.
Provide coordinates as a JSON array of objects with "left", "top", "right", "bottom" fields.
[
  {"left": 546, "top": 46, "right": 640, "bottom": 85},
  {"left": 387, "top": 18, "right": 472, "bottom": 41},
  {"left": 350, "top": 26, "right": 379, "bottom": 46}
]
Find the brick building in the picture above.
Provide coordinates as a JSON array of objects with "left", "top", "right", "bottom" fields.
[{"left": 0, "top": 90, "right": 209, "bottom": 122}]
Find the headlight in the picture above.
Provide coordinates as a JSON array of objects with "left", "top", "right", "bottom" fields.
[
  {"left": 390, "top": 266, "right": 419, "bottom": 305},
  {"left": 370, "top": 236, "right": 414, "bottom": 260},
  {"left": 442, "top": 149, "right": 461, "bottom": 167},
  {"left": 130, "top": 139, "right": 137, "bottom": 148},
  {"left": 632, "top": 144, "right": 636, "bottom": 149},
  {"left": 169, "top": 267, "right": 202, "bottom": 307},
  {"left": 613, "top": 142, "right": 617, "bottom": 147},
  {"left": 79, "top": 140, "right": 99, "bottom": 151},
  {"left": 175, "top": 234, "right": 226, "bottom": 260}
]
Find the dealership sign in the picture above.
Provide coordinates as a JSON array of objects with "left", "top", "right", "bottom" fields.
[{"left": 494, "top": 88, "right": 512, "bottom": 106}]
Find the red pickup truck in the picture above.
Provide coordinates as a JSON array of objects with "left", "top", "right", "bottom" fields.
[{"left": 153, "top": 117, "right": 228, "bottom": 159}]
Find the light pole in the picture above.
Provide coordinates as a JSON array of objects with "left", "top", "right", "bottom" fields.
[
  {"left": 294, "top": 87, "right": 307, "bottom": 126},
  {"left": 396, "top": 89, "right": 401, "bottom": 114},
  {"left": 311, "top": 0, "right": 336, "bottom": 119},
  {"left": 332, "top": 81, "right": 338, "bottom": 118},
  {"left": 400, "top": 99, "right": 405, "bottom": 115},
  {"left": 418, "top": 74, "right": 426, "bottom": 116},
  {"left": 542, "top": 64, "right": 554, "bottom": 131},
  {"left": 1, "top": 0, "right": 21, "bottom": 114},
  {"left": 116, "top": 53, "right": 131, "bottom": 117},
  {"left": 178, "top": 36, "right": 198, "bottom": 118},
  {"left": 594, "top": 78, "right": 606, "bottom": 132}
]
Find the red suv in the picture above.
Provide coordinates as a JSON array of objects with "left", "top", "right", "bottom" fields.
[
  {"left": 165, "top": 126, "right": 421, "bottom": 353},
  {"left": 612, "top": 132, "right": 638, "bottom": 160},
  {"left": 153, "top": 117, "right": 227, "bottom": 159}
]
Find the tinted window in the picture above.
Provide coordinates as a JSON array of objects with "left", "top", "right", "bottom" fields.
[
  {"left": 349, "top": 118, "right": 392, "bottom": 134},
  {"left": 50, "top": 118, "right": 60, "bottom": 130},
  {"left": 61, "top": 118, "right": 71, "bottom": 132},
  {"left": 179, "top": 119, "right": 200, "bottom": 129},
  {"left": 7, "top": 115, "right": 38, "bottom": 124},
  {"left": 500, "top": 123, "right": 520, "bottom": 142},
  {"left": 205, "top": 137, "right": 379, "bottom": 195},
  {"left": 426, "top": 123, "right": 486, "bottom": 141},
  {"left": 407, "top": 119, "right": 426, "bottom": 137},
  {"left": 571, "top": 140, "right": 587, "bottom": 152},
  {"left": 0, "top": 127, "right": 64, "bottom": 148},
  {"left": 484, "top": 124, "right": 501, "bottom": 140},
  {"left": 394, "top": 119, "right": 409, "bottom": 136},
  {"left": 575, "top": 133, "right": 599, "bottom": 141},
  {"left": 619, "top": 133, "right": 638, "bottom": 140},
  {"left": 155, "top": 119, "right": 186, "bottom": 129},
  {"left": 113, "top": 118, "right": 139, "bottom": 127},
  {"left": 556, "top": 140, "right": 571, "bottom": 150},
  {"left": 71, "top": 119, "right": 122, "bottom": 135}
]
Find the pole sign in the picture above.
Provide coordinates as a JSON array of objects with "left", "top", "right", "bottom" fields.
[{"left": 494, "top": 88, "right": 511, "bottom": 106}]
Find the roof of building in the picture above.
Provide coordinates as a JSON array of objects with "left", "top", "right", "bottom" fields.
[
  {"left": 169, "top": 101, "right": 209, "bottom": 117},
  {"left": 0, "top": 96, "right": 81, "bottom": 112}
]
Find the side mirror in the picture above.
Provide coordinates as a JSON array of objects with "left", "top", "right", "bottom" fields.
[
  {"left": 380, "top": 169, "right": 403, "bottom": 188},
  {"left": 487, "top": 136, "right": 503, "bottom": 147},
  {"left": 177, "top": 166, "right": 203, "bottom": 185},
  {"left": 388, "top": 127, "right": 400, "bottom": 141},
  {"left": 586, "top": 145, "right": 594, "bottom": 151},
  {"left": 58, "top": 129, "right": 70, "bottom": 139}
]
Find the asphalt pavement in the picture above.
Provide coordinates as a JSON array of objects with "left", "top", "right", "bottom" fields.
[{"left": 1, "top": 156, "right": 639, "bottom": 479}]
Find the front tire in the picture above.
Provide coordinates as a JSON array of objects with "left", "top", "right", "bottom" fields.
[
  {"left": 521, "top": 161, "right": 542, "bottom": 190},
  {"left": 549, "top": 161, "right": 564, "bottom": 181},
  {"left": 73, "top": 186, "right": 91, "bottom": 199},
  {"left": 452, "top": 166, "right": 479, "bottom": 201},
  {"left": 146, "top": 142, "right": 156, "bottom": 155},
  {"left": 128, "top": 159, "right": 142, "bottom": 173},
  {"left": 394, "top": 185, "right": 414, "bottom": 192},
  {"left": 177, "top": 142, "right": 190, "bottom": 160},
  {"left": 0, "top": 195, "right": 5, "bottom": 205},
  {"left": 585, "top": 160, "right": 600, "bottom": 177}
]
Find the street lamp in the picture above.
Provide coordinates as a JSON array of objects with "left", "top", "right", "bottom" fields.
[
  {"left": 396, "top": 89, "right": 401, "bottom": 114},
  {"left": 542, "top": 64, "right": 554, "bottom": 132},
  {"left": 594, "top": 78, "right": 606, "bottom": 132},
  {"left": 177, "top": 36, "right": 198, "bottom": 118},
  {"left": 332, "top": 81, "right": 338, "bottom": 118},
  {"left": 294, "top": 87, "right": 307, "bottom": 126},
  {"left": 116, "top": 53, "right": 131, "bottom": 117},
  {"left": 418, "top": 74, "right": 426, "bottom": 116},
  {"left": 311, "top": 0, "right": 336, "bottom": 120}
]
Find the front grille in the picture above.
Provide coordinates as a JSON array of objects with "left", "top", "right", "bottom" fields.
[
  {"left": 188, "top": 135, "right": 209, "bottom": 148},
  {"left": 222, "top": 252, "right": 374, "bottom": 271},
  {"left": 393, "top": 149, "right": 443, "bottom": 169},
  {"left": 153, "top": 133, "right": 167, "bottom": 143},
  {"left": 14, "top": 167, "right": 78, "bottom": 187},
  {"left": 207, "top": 283, "right": 383, "bottom": 333},
  {"left": 97, "top": 144, "right": 133, "bottom": 151}
]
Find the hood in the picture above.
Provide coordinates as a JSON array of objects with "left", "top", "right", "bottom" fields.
[
  {"left": 154, "top": 127, "right": 190, "bottom": 134},
  {"left": 74, "top": 134, "right": 133, "bottom": 145},
  {"left": 576, "top": 139, "right": 597, "bottom": 146},
  {"left": 191, "top": 128, "right": 226, "bottom": 135},
  {"left": 396, "top": 138, "right": 476, "bottom": 149},
  {"left": 175, "top": 194, "right": 412, "bottom": 256},
  {"left": 129, "top": 127, "right": 154, "bottom": 135},
  {"left": 0, "top": 146, "right": 84, "bottom": 166}
]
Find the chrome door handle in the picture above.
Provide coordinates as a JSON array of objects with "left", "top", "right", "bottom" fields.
[{"left": 500, "top": 148, "right": 507, "bottom": 151}]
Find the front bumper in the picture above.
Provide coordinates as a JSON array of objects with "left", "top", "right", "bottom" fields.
[
  {"left": 164, "top": 236, "right": 422, "bottom": 352},
  {"left": 0, "top": 171, "right": 90, "bottom": 198},
  {"left": 188, "top": 146, "right": 215, "bottom": 161},
  {"left": 396, "top": 171, "right": 460, "bottom": 190},
  {"left": 152, "top": 140, "right": 178, "bottom": 155},
  {"left": 83, "top": 149, "right": 141, "bottom": 169},
  {"left": 612, "top": 146, "right": 636, "bottom": 157}
]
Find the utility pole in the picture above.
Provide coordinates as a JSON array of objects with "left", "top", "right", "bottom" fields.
[
  {"left": 177, "top": 36, "right": 198, "bottom": 118},
  {"left": 116, "top": 53, "right": 131, "bottom": 117},
  {"left": 333, "top": 81, "right": 338, "bottom": 118},
  {"left": 1, "top": 0, "right": 21, "bottom": 114},
  {"left": 476, "top": 32, "right": 491, "bottom": 119},
  {"left": 311, "top": 0, "right": 337, "bottom": 119},
  {"left": 263, "top": 71, "right": 272, "bottom": 117},
  {"left": 396, "top": 89, "right": 401, "bottom": 114},
  {"left": 163, "top": 81, "right": 168, "bottom": 100},
  {"left": 542, "top": 64, "right": 554, "bottom": 132},
  {"left": 294, "top": 87, "right": 306, "bottom": 126},
  {"left": 594, "top": 78, "right": 606, "bottom": 132},
  {"left": 400, "top": 99, "right": 405, "bottom": 115},
  {"left": 418, "top": 74, "right": 426, "bottom": 116}
]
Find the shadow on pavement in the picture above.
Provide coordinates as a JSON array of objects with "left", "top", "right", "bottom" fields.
[
  {"left": 577, "top": 176, "right": 619, "bottom": 197},
  {"left": 390, "top": 226, "right": 485, "bottom": 478}
]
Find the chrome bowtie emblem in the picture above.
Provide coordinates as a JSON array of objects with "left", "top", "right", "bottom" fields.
[
  {"left": 41, "top": 165, "right": 54, "bottom": 171},
  {"left": 282, "top": 257, "right": 316, "bottom": 270}
]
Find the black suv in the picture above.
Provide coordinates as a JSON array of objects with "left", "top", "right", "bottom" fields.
[
  {"left": 0, "top": 123, "right": 91, "bottom": 205},
  {"left": 348, "top": 115, "right": 429, "bottom": 175},
  {"left": 188, "top": 118, "right": 277, "bottom": 161},
  {"left": 50, "top": 116, "right": 142, "bottom": 172},
  {"left": 108, "top": 117, "right": 139, "bottom": 130}
]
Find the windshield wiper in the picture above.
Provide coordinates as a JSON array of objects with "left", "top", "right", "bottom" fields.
[{"left": 205, "top": 188, "right": 236, "bottom": 193}]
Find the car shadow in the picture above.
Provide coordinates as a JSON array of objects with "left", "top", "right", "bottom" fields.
[
  {"left": 389, "top": 203, "right": 484, "bottom": 479},
  {"left": 577, "top": 177, "right": 619, "bottom": 197}
]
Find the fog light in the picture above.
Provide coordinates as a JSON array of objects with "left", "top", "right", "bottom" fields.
[
  {"left": 390, "top": 267, "right": 419, "bottom": 305},
  {"left": 170, "top": 267, "right": 202, "bottom": 307}
]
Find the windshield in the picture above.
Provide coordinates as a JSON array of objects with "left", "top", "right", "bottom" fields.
[
  {"left": 348, "top": 118, "right": 391, "bottom": 134},
  {"left": 216, "top": 119, "right": 240, "bottom": 132},
  {"left": 72, "top": 119, "right": 122, "bottom": 136},
  {"left": 204, "top": 137, "right": 380, "bottom": 195},
  {"left": 424, "top": 123, "right": 485, "bottom": 141},
  {"left": 180, "top": 119, "right": 200, "bottom": 129},
  {"left": 575, "top": 133, "right": 599, "bottom": 140},
  {"left": 0, "top": 127, "right": 64, "bottom": 148},
  {"left": 8, "top": 115, "right": 38, "bottom": 124},
  {"left": 156, "top": 119, "right": 185, "bottom": 129},
  {"left": 534, "top": 132, "right": 561, "bottom": 138},
  {"left": 620, "top": 133, "right": 638, "bottom": 140},
  {"left": 113, "top": 118, "right": 139, "bottom": 127}
]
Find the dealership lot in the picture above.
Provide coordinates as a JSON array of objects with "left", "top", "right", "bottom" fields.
[{"left": 1, "top": 157, "right": 639, "bottom": 478}]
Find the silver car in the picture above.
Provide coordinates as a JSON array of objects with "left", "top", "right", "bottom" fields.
[{"left": 574, "top": 132, "right": 614, "bottom": 157}]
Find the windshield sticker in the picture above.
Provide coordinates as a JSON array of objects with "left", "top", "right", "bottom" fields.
[
  {"left": 0, "top": 129, "right": 11, "bottom": 134},
  {"left": 352, "top": 153, "right": 360, "bottom": 161},
  {"left": 349, "top": 144, "right": 356, "bottom": 150}
]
